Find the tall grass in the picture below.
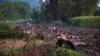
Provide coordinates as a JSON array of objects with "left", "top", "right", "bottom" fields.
[
  {"left": 5, "top": 19, "right": 32, "bottom": 27},
  {"left": 51, "top": 47, "right": 86, "bottom": 56},
  {"left": 68, "top": 16, "right": 100, "bottom": 29}
]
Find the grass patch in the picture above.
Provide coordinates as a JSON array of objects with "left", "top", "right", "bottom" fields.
[
  {"left": 0, "top": 47, "right": 24, "bottom": 56},
  {"left": 5, "top": 19, "right": 32, "bottom": 27},
  {"left": 68, "top": 16, "right": 100, "bottom": 29},
  {"left": 0, "top": 23, "right": 29, "bottom": 40},
  {"left": 51, "top": 47, "right": 86, "bottom": 56}
]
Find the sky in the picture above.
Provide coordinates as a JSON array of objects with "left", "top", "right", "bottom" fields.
[
  {"left": 98, "top": 1, "right": 100, "bottom": 7},
  {"left": 0, "top": 0, "right": 100, "bottom": 7},
  {"left": 0, "top": 0, "right": 5, "bottom": 5},
  {"left": 98, "top": 4, "right": 100, "bottom": 7},
  {"left": 0, "top": 0, "right": 40, "bottom": 8}
]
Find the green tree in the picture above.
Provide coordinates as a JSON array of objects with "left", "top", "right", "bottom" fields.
[
  {"left": 94, "top": 7, "right": 100, "bottom": 16},
  {"left": 31, "top": 7, "right": 41, "bottom": 23},
  {"left": 0, "top": 2, "right": 31, "bottom": 20},
  {"left": 58, "top": 0, "right": 98, "bottom": 18}
]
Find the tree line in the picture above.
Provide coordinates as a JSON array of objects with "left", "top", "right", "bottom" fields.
[
  {"left": 42, "top": 0, "right": 99, "bottom": 22},
  {"left": 0, "top": 1, "right": 41, "bottom": 23},
  {"left": 0, "top": 0, "right": 100, "bottom": 23},
  {"left": 0, "top": 2, "right": 31, "bottom": 20}
]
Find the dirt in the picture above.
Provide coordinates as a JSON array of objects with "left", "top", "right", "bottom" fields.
[{"left": 0, "top": 39, "right": 26, "bottom": 51}]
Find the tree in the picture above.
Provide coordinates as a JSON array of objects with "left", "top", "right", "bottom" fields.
[
  {"left": 41, "top": 0, "right": 58, "bottom": 23},
  {"left": 58, "top": 0, "right": 98, "bottom": 18},
  {"left": 0, "top": 2, "right": 31, "bottom": 20},
  {"left": 15, "top": 2, "right": 31, "bottom": 19},
  {"left": 31, "top": 7, "right": 41, "bottom": 23},
  {"left": 94, "top": 7, "right": 100, "bottom": 16}
]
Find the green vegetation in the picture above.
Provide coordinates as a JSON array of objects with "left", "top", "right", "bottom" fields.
[
  {"left": 51, "top": 47, "right": 86, "bottom": 56},
  {"left": 42, "top": 0, "right": 98, "bottom": 22},
  {"left": 94, "top": 8, "right": 100, "bottom": 16},
  {"left": 0, "top": 23, "right": 29, "bottom": 40},
  {"left": 31, "top": 7, "right": 41, "bottom": 23},
  {"left": 0, "top": 23, "right": 10, "bottom": 31},
  {"left": 5, "top": 19, "right": 32, "bottom": 27},
  {"left": 0, "top": 0, "right": 100, "bottom": 56},
  {"left": 0, "top": 2, "right": 31, "bottom": 20},
  {"left": 68, "top": 16, "right": 100, "bottom": 29},
  {"left": 0, "top": 1, "right": 40, "bottom": 23},
  {"left": 0, "top": 41, "right": 86, "bottom": 56},
  {"left": 0, "top": 46, "right": 24, "bottom": 56}
]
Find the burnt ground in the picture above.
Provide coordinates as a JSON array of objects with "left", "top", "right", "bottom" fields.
[{"left": 0, "top": 23, "right": 100, "bottom": 56}]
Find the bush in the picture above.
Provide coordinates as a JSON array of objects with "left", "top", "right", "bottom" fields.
[
  {"left": 68, "top": 16, "right": 100, "bottom": 29},
  {"left": 51, "top": 47, "right": 86, "bottom": 56},
  {"left": 0, "top": 24, "right": 29, "bottom": 39},
  {"left": 94, "top": 8, "right": 100, "bottom": 16},
  {"left": 0, "top": 23, "right": 10, "bottom": 31},
  {"left": 34, "top": 33, "right": 45, "bottom": 40},
  {"left": 0, "top": 51, "right": 7, "bottom": 56},
  {"left": 0, "top": 47, "right": 24, "bottom": 56}
]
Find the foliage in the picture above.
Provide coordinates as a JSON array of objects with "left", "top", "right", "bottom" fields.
[
  {"left": 68, "top": 16, "right": 100, "bottom": 29},
  {"left": 51, "top": 47, "right": 86, "bottom": 56},
  {"left": 57, "top": 0, "right": 98, "bottom": 19},
  {"left": 94, "top": 8, "right": 100, "bottom": 16},
  {"left": 0, "top": 2, "right": 31, "bottom": 20},
  {"left": 41, "top": 0, "right": 98, "bottom": 22},
  {"left": 0, "top": 47, "right": 24, "bottom": 56},
  {"left": 0, "top": 34, "right": 87, "bottom": 56},
  {"left": 31, "top": 7, "right": 41, "bottom": 23},
  {"left": 0, "top": 23, "right": 10, "bottom": 31},
  {"left": 0, "top": 24, "right": 29, "bottom": 39},
  {"left": 40, "top": 0, "right": 58, "bottom": 23}
]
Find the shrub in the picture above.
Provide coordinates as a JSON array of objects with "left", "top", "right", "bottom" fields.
[
  {"left": 0, "top": 23, "right": 10, "bottom": 31},
  {"left": 0, "top": 51, "right": 7, "bottom": 56},
  {"left": 94, "top": 8, "right": 100, "bottom": 16},
  {"left": 51, "top": 47, "right": 86, "bottom": 56},
  {"left": 34, "top": 33, "right": 45, "bottom": 40},
  {"left": 0, "top": 24, "right": 29, "bottom": 39}
]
